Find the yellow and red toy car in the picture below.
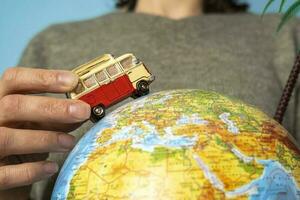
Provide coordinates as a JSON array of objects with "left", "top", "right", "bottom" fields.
[{"left": 66, "top": 53, "right": 155, "bottom": 121}]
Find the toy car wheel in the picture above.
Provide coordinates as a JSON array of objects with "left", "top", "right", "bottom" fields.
[
  {"left": 137, "top": 80, "right": 149, "bottom": 96},
  {"left": 132, "top": 80, "right": 149, "bottom": 99},
  {"left": 91, "top": 105, "right": 105, "bottom": 122},
  {"left": 131, "top": 92, "right": 141, "bottom": 99}
]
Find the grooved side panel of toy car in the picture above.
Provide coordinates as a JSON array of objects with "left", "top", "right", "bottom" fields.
[{"left": 79, "top": 75, "right": 135, "bottom": 108}]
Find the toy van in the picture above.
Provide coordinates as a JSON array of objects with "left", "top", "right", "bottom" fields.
[{"left": 66, "top": 53, "right": 155, "bottom": 121}]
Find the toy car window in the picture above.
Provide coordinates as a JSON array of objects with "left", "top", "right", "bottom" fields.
[
  {"left": 107, "top": 65, "right": 120, "bottom": 77},
  {"left": 120, "top": 57, "right": 133, "bottom": 70},
  {"left": 95, "top": 71, "right": 107, "bottom": 82},
  {"left": 84, "top": 76, "right": 97, "bottom": 88},
  {"left": 74, "top": 82, "right": 84, "bottom": 94}
]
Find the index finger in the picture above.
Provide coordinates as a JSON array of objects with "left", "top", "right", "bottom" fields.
[{"left": 0, "top": 67, "right": 78, "bottom": 97}]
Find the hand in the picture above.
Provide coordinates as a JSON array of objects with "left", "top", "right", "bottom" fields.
[{"left": 0, "top": 67, "right": 91, "bottom": 199}]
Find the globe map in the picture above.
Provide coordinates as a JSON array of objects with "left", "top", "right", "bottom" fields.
[{"left": 52, "top": 90, "right": 300, "bottom": 200}]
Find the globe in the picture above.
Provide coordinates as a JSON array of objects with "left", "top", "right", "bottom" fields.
[{"left": 52, "top": 90, "right": 300, "bottom": 200}]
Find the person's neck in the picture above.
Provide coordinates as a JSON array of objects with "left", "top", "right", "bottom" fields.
[{"left": 135, "top": 0, "right": 202, "bottom": 20}]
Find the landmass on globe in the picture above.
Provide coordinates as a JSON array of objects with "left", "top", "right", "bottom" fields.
[{"left": 52, "top": 90, "right": 300, "bottom": 200}]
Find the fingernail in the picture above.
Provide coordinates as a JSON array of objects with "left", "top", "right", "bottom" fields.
[
  {"left": 44, "top": 162, "right": 59, "bottom": 174},
  {"left": 58, "top": 71, "right": 78, "bottom": 89},
  {"left": 69, "top": 102, "right": 91, "bottom": 121},
  {"left": 58, "top": 134, "right": 75, "bottom": 150}
]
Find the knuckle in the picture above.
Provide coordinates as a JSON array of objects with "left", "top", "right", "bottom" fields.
[
  {"left": 0, "top": 127, "right": 11, "bottom": 156},
  {"left": 24, "top": 166, "right": 34, "bottom": 184},
  {"left": 0, "top": 95, "right": 22, "bottom": 114},
  {"left": 39, "top": 133, "right": 55, "bottom": 146},
  {"left": 36, "top": 70, "right": 57, "bottom": 89},
  {"left": 0, "top": 167, "right": 10, "bottom": 189},
  {"left": 42, "top": 100, "right": 68, "bottom": 117},
  {"left": 38, "top": 134, "right": 49, "bottom": 145},
  {"left": 43, "top": 133, "right": 60, "bottom": 150},
  {"left": 1, "top": 68, "right": 19, "bottom": 82}
]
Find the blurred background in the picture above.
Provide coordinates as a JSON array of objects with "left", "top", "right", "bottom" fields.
[{"left": 0, "top": 0, "right": 298, "bottom": 75}]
